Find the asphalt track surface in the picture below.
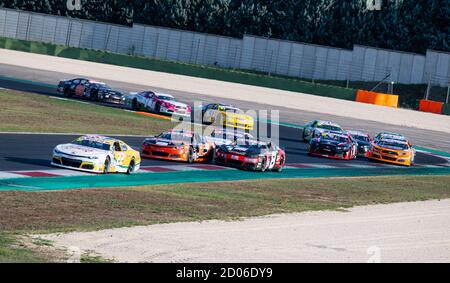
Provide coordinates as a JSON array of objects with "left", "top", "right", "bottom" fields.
[{"left": 0, "top": 68, "right": 447, "bottom": 171}]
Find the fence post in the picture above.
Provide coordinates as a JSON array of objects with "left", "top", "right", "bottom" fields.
[
  {"left": 26, "top": 13, "right": 31, "bottom": 40},
  {"left": 425, "top": 74, "right": 431, "bottom": 100},
  {"left": 346, "top": 62, "right": 352, "bottom": 88},
  {"left": 446, "top": 83, "right": 450, "bottom": 104},
  {"left": 268, "top": 49, "right": 274, "bottom": 76}
]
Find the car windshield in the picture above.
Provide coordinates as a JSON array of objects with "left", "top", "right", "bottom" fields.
[
  {"left": 157, "top": 95, "right": 175, "bottom": 101},
  {"left": 322, "top": 135, "right": 348, "bottom": 143},
  {"left": 317, "top": 124, "right": 342, "bottom": 131},
  {"left": 72, "top": 139, "right": 111, "bottom": 151},
  {"left": 221, "top": 106, "right": 243, "bottom": 114},
  {"left": 351, "top": 135, "right": 370, "bottom": 142},
  {"left": 378, "top": 141, "right": 409, "bottom": 150},
  {"left": 159, "top": 133, "right": 192, "bottom": 143}
]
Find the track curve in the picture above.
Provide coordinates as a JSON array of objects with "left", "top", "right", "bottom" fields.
[{"left": 0, "top": 76, "right": 448, "bottom": 172}]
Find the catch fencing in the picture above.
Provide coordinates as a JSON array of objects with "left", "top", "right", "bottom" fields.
[{"left": 0, "top": 7, "right": 449, "bottom": 89}]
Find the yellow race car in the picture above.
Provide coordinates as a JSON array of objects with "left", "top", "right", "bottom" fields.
[
  {"left": 202, "top": 103, "right": 254, "bottom": 130},
  {"left": 367, "top": 133, "right": 415, "bottom": 166},
  {"left": 52, "top": 135, "right": 141, "bottom": 174}
]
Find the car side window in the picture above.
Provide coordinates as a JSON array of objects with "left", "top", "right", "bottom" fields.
[
  {"left": 114, "top": 142, "right": 122, "bottom": 152},
  {"left": 312, "top": 121, "right": 317, "bottom": 127},
  {"left": 73, "top": 79, "right": 80, "bottom": 84},
  {"left": 120, "top": 142, "right": 128, "bottom": 151}
]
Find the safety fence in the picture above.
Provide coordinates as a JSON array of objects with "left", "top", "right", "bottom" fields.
[{"left": 0, "top": 8, "right": 449, "bottom": 90}]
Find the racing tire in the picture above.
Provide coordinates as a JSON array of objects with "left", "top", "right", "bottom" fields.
[
  {"left": 132, "top": 99, "right": 138, "bottom": 111},
  {"left": 275, "top": 157, "right": 284, "bottom": 172},
  {"left": 302, "top": 129, "right": 307, "bottom": 142},
  {"left": 126, "top": 159, "right": 135, "bottom": 175},
  {"left": 208, "top": 148, "right": 216, "bottom": 163},
  {"left": 64, "top": 88, "right": 71, "bottom": 97},
  {"left": 260, "top": 157, "right": 268, "bottom": 172},
  {"left": 187, "top": 147, "right": 195, "bottom": 164},
  {"left": 103, "top": 157, "right": 110, "bottom": 174}
]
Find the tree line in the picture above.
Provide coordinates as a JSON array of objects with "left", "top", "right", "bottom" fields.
[{"left": 0, "top": 0, "right": 448, "bottom": 54}]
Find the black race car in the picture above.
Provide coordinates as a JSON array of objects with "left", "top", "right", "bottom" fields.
[
  {"left": 57, "top": 78, "right": 106, "bottom": 99},
  {"left": 84, "top": 83, "right": 125, "bottom": 105},
  {"left": 215, "top": 140, "right": 286, "bottom": 172},
  {"left": 308, "top": 131, "right": 358, "bottom": 160},
  {"left": 57, "top": 78, "right": 89, "bottom": 97},
  {"left": 347, "top": 130, "right": 373, "bottom": 157}
]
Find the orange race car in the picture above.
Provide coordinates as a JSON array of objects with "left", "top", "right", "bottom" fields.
[
  {"left": 141, "top": 130, "right": 215, "bottom": 163},
  {"left": 367, "top": 134, "right": 416, "bottom": 166}
]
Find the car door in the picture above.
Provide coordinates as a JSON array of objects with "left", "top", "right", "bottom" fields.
[
  {"left": 266, "top": 143, "right": 278, "bottom": 170},
  {"left": 75, "top": 81, "right": 87, "bottom": 97},
  {"left": 147, "top": 93, "right": 156, "bottom": 111},
  {"left": 113, "top": 141, "right": 125, "bottom": 169},
  {"left": 203, "top": 104, "right": 215, "bottom": 123}
]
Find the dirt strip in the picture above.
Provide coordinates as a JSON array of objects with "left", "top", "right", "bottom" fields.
[
  {"left": 40, "top": 199, "right": 450, "bottom": 263},
  {"left": 1, "top": 49, "right": 449, "bottom": 133}
]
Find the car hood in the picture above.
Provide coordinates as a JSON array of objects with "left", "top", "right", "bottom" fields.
[
  {"left": 224, "top": 113, "right": 251, "bottom": 120},
  {"left": 145, "top": 137, "right": 187, "bottom": 146},
  {"left": 318, "top": 139, "right": 348, "bottom": 147},
  {"left": 55, "top": 144, "right": 109, "bottom": 158},
  {"left": 204, "top": 136, "right": 233, "bottom": 146}
]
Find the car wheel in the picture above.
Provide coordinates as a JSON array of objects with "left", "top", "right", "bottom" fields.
[
  {"left": 260, "top": 157, "right": 268, "bottom": 172},
  {"left": 155, "top": 102, "right": 161, "bottom": 113},
  {"left": 208, "top": 148, "right": 216, "bottom": 163},
  {"left": 64, "top": 88, "right": 71, "bottom": 97},
  {"left": 187, "top": 147, "right": 195, "bottom": 164},
  {"left": 303, "top": 129, "right": 310, "bottom": 142},
  {"left": 103, "top": 157, "right": 110, "bottom": 174},
  {"left": 275, "top": 157, "right": 284, "bottom": 172},
  {"left": 126, "top": 159, "right": 135, "bottom": 175}
]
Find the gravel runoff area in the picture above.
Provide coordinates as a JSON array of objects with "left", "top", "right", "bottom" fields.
[
  {"left": 1, "top": 49, "right": 449, "bottom": 134},
  {"left": 41, "top": 199, "right": 450, "bottom": 263}
]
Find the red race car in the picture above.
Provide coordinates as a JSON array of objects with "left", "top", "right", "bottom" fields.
[
  {"left": 215, "top": 140, "right": 285, "bottom": 172},
  {"left": 308, "top": 131, "right": 358, "bottom": 160}
]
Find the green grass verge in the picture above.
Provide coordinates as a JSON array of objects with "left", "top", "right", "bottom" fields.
[
  {"left": 0, "top": 88, "right": 174, "bottom": 135},
  {"left": 1, "top": 175, "right": 449, "bottom": 234},
  {"left": 0, "top": 36, "right": 356, "bottom": 101},
  {"left": 0, "top": 233, "right": 46, "bottom": 263}
]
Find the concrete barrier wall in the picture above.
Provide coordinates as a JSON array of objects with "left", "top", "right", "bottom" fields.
[{"left": 0, "top": 8, "right": 449, "bottom": 86}]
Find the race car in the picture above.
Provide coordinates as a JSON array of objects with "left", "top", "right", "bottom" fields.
[
  {"left": 127, "top": 91, "right": 191, "bottom": 119},
  {"left": 141, "top": 130, "right": 215, "bottom": 163},
  {"left": 51, "top": 135, "right": 141, "bottom": 174},
  {"left": 368, "top": 134, "right": 415, "bottom": 166},
  {"left": 215, "top": 140, "right": 285, "bottom": 172},
  {"left": 204, "top": 129, "right": 254, "bottom": 146},
  {"left": 302, "top": 120, "right": 344, "bottom": 141},
  {"left": 57, "top": 78, "right": 106, "bottom": 98},
  {"left": 373, "top": 132, "right": 408, "bottom": 143},
  {"left": 308, "top": 131, "right": 358, "bottom": 160},
  {"left": 202, "top": 103, "right": 254, "bottom": 130},
  {"left": 347, "top": 130, "right": 372, "bottom": 157},
  {"left": 84, "top": 83, "right": 126, "bottom": 105}
]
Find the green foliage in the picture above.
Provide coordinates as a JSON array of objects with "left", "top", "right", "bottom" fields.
[{"left": 0, "top": 0, "right": 448, "bottom": 53}]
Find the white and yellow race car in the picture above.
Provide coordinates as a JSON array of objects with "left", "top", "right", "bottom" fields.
[{"left": 51, "top": 135, "right": 141, "bottom": 174}]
